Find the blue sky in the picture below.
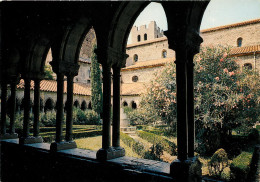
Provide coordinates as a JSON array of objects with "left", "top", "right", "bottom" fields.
[{"left": 132, "top": 0, "right": 260, "bottom": 31}]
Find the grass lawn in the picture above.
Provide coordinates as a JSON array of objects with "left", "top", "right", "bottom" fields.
[{"left": 75, "top": 136, "right": 140, "bottom": 158}]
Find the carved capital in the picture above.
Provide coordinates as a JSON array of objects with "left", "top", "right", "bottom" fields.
[
  {"left": 165, "top": 27, "right": 203, "bottom": 55},
  {"left": 95, "top": 47, "right": 128, "bottom": 68},
  {"left": 50, "top": 60, "right": 79, "bottom": 77}
]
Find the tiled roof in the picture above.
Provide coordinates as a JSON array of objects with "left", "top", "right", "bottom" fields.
[
  {"left": 121, "top": 57, "right": 174, "bottom": 71},
  {"left": 201, "top": 18, "right": 260, "bottom": 33},
  {"left": 121, "top": 82, "right": 147, "bottom": 96},
  {"left": 229, "top": 45, "right": 260, "bottom": 56},
  {"left": 17, "top": 79, "right": 91, "bottom": 96}
]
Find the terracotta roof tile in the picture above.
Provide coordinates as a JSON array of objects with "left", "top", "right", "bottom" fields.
[
  {"left": 121, "top": 57, "right": 174, "bottom": 71},
  {"left": 229, "top": 45, "right": 260, "bottom": 56},
  {"left": 17, "top": 79, "right": 91, "bottom": 96},
  {"left": 121, "top": 82, "right": 147, "bottom": 96},
  {"left": 201, "top": 18, "right": 260, "bottom": 33}
]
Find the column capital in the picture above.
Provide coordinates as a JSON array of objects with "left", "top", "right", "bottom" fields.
[
  {"left": 50, "top": 60, "right": 79, "bottom": 77},
  {"left": 165, "top": 27, "right": 203, "bottom": 55},
  {"left": 95, "top": 47, "right": 128, "bottom": 68}
]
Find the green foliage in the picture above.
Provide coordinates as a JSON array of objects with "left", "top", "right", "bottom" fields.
[
  {"left": 230, "top": 152, "right": 253, "bottom": 181},
  {"left": 91, "top": 44, "right": 103, "bottom": 116},
  {"left": 120, "top": 132, "right": 146, "bottom": 157},
  {"left": 73, "top": 107, "right": 101, "bottom": 125},
  {"left": 44, "top": 65, "right": 54, "bottom": 80},
  {"left": 248, "top": 128, "right": 259, "bottom": 141},
  {"left": 144, "top": 143, "right": 164, "bottom": 160},
  {"left": 40, "top": 112, "right": 57, "bottom": 127},
  {"left": 137, "top": 130, "right": 177, "bottom": 155},
  {"left": 208, "top": 148, "right": 229, "bottom": 177}
]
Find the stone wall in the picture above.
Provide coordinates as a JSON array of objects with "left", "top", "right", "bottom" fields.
[
  {"left": 201, "top": 23, "right": 260, "bottom": 47},
  {"left": 74, "top": 62, "right": 91, "bottom": 84}
]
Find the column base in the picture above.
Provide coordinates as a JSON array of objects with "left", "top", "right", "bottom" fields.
[
  {"left": 50, "top": 141, "right": 77, "bottom": 152},
  {"left": 96, "top": 147, "right": 125, "bottom": 161},
  {"left": 19, "top": 136, "right": 43, "bottom": 144},
  {"left": 0, "top": 133, "right": 18, "bottom": 140},
  {"left": 170, "top": 157, "right": 202, "bottom": 182}
]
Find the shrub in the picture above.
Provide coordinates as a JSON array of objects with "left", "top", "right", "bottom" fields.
[
  {"left": 221, "top": 167, "right": 231, "bottom": 181},
  {"left": 40, "top": 112, "right": 57, "bottom": 127},
  {"left": 230, "top": 152, "right": 253, "bottom": 182},
  {"left": 73, "top": 108, "right": 101, "bottom": 125},
  {"left": 208, "top": 148, "right": 229, "bottom": 177},
  {"left": 248, "top": 128, "right": 259, "bottom": 141},
  {"left": 137, "top": 130, "right": 177, "bottom": 155}
]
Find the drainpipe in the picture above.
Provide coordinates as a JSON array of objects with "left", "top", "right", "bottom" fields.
[{"left": 254, "top": 51, "right": 256, "bottom": 74}]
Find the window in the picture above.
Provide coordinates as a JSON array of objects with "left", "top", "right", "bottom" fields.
[
  {"left": 87, "top": 80, "right": 91, "bottom": 84},
  {"left": 133, "top": 54, "right": 138, "bottom": 62},
  {"left": 243, "top": 63, "right": 253, "bottom": 70},
  {"left": 131, "top": 101, "right": 137, "bottom": 109},
  {"left": 123, "top": 101, "right": 128, "bottom": 107},
  {"left": 137, "top": 35, "right": 141, "bottom": 42},
  {"left": 237, "top": 37, "right": 242, "bottom": 47},
  {"left": 144, "top": 33, "right": 147, "bottom": 41},
  {"left": 162, "top": 50, "right": 167, "bottom": 58},
  {"left": 132, "top": 76, "right": 138, "bottom": 82}
]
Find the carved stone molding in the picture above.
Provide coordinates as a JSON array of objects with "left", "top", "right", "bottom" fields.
[{"left": 50, "top": 60, "right": 79, "bottom": 76}]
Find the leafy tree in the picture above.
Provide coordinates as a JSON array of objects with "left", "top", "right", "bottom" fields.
[
  {"left": 125, "top": 45, "right": 259, "bottom": 155},
  {"left": 44, "top": 65, "right": 54, "bottom": 80},
  {"left": 91, "top": 44, "right": 103, "bottom": 116}
]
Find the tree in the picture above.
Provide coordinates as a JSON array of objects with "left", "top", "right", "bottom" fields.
[
  {"left": 126, "top": 45, "right": 259, "bottom": 155},
  {"left": 91, "top": 44, "right": 103, "bottom": 116},
  {"left": 44, "top": 65, "right": 54, "bottom": 80}
]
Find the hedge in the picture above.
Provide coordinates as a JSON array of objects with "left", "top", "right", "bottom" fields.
[
  {"left": 120, "top": 132, "right": 146, "bottom": 157},
  {"left": 43, "top": 130, "right": 102, "bottom": 143},
  {"left": 230, "top": 152, "right": 253, "bottom": 181},
  {"left": 137, "top": 130, "right": 177, "bottom": 155}
]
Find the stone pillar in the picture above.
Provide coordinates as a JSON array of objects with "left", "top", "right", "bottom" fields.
[
  {"left": 165, "top": 29, "right": 203, "bottom": 181},
  {"left": 0, "top": 82, "right": 7, "bottom": 137},
  {"left": 32, "top": 78, "right": 43, "bottom": 143},
  {"left": 50, "top": 61, "right": 78, "bottom": 151},
  {"left": 19, "top": 78, "right": 31, "bottom": 144},
  {"left": 96, "top": 47, "right": 127, "bottom": 161}
]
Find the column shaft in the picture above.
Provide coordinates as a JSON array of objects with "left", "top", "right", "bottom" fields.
[
  {"left": 10, "top": 81, "right": 17, "bottom": 134},
  {"left": 1, "top": 82, "right": 7, "bottom": 135},
  {"left": 65, "top": 75, "right": 74, "bottom": 142},
  {"left": 102, "top": 65, "right": 112, "bottom": 149},
  {"left": 23, "top": 78, "right": 31, "bottom": 138},
  {"left": 187, "top": 56, "right": 195, "bottom": 158},
  {"left": 175, "top": 49, "right": 188, "bottom": 161},
  {"left": 112, "top": 66, "right": 121, "bottom": 148},
  {"left": 56, "top": 74, "right": 64, "bottom": 143},
  {"left": 33, "top": 79, "right": 41, "bottom": 137}
]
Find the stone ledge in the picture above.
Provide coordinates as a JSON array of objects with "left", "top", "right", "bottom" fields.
[
  {"left": 96, "top": 147, "right": 125, "bottom": 161},
  {"left": 50, "top": 141, "right": 77, "bottom": 152},
  {"left": 19, "top": 136, "right": 43, "bottom": 145},
  {"left": 0, "top": 133, "right": 18, "bottom": 140}
]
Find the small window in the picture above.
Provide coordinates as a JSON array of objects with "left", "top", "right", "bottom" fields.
[
  {"left": 131, "top": 101, "right": 137, "bottom": 109},
  {"left": 137, "top": 35, "right": 141, "bottom": 42},
  {"left": 162, "top": 50, "right": 167, "bottom": 58},
  {"left": 144, "top": 33, "right": 147, "bottom": 41},
  {"left": 237, "top": 37, "right": 242, "bottom": 47},
  {"left": 87, "top": 80, "right": 91, "bottom": 84},
  {"left": 132, "top": 76, "right": 138, "bottom": 82},
  {"left": 243, "top": 63, "right": 252, "bottom": 70},
  {"left": 133, "top": 54, "right": 138, "bottom": 62},
  {"left": 123, "top": 101, "right": 128, "bottom": 107}
]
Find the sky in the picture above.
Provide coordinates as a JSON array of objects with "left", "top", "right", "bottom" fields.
[{"left": 128, "top": 0, "right": 260, "bottom": 43}]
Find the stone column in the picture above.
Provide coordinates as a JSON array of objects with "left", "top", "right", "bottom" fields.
[
  {"left": 8, "top": 79, "right": 19, "bottom": 139},
  {"left": 187, "top": 55, "right": 195, "bottom": 158},
  {"left": 32, "top": 78, "right": 43, "bottom": 143},
  {"left": 111, "top": 64, "right": 125, "bottom": 158},
  {"left": 0, "top": 82, "right": 7, "bottom": 137},
  {"left": 19, "top": 78, "right": 31, "bottom": 144},
  {"left": 65, "top": 74, "right": 74, "bottom": 142}
]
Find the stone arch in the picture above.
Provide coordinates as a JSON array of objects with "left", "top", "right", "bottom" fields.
[
  {"left": 237, "top": 37, "right": 243, "bottom": 47},
  {"left": 74, "top": 100, "right": 80, "bottom": 108},
  {"left": 122, "top": 101, "right": 128, "bottom": 107},
  {"left": 81, "top": 100, "right": 87, "bottom": 111},
  {"left": 44, "top": 98, "right": 54, "bottom": 112},
  {"left": 243, "top": 63, "right": 252, "bottom": 70},
  {"left": 88, "top": 102, "right": 92, "bottom": 109},
  {"left": 131, "top": 101, "right": 137, "bottom": 109}
]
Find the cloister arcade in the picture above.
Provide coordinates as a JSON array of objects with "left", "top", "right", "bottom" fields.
[{"left": 0, "top": 1, "right": 209, "bottom": 181}]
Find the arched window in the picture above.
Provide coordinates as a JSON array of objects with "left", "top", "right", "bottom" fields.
[
  {"left": 44, "top": 98, "right": 54, "bottom": 112},
  {"left": 133, "top": 54, "right": 138, "bottom": 62},
  {"left": 137, "top": 35, "right": 141, "bottom": 42},
  {"left": 88, "top": 102, "right": 92, "bottom": 109},
  {"left": 131, "top": 101, "right": 137, "bottom": 109},
  {"left": 144, "top": 33, "right": 147, "bottom": 41},
  {"left": 132, "top": 76, "right": 138, "bottom": 82},
  {"left": 81, "top": 100, "right": 87, "bottom": 111},
  {"left": 74, "top": 100, "right": 79, "bottom": 108},
  {"left": 123, "top": 101, "right": 128, "bottom": 107},
  {"left": 237, "top": 37, "right": 242, "bottom": 47},
  {"left": 243, "top": 63, "right": 253, "bottom": 70},
  {"left": 162, "top": 50, "right": 167, "bottom": 58}
]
